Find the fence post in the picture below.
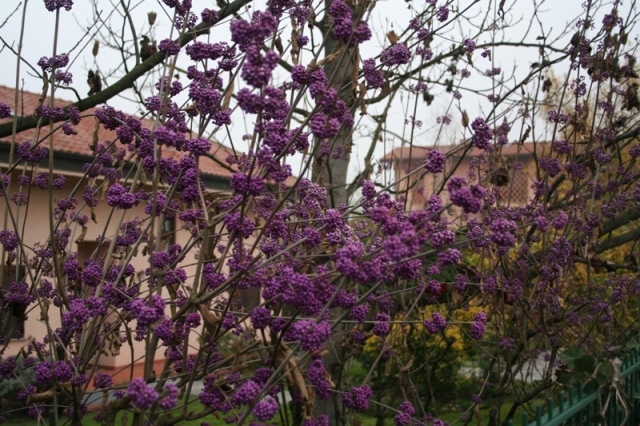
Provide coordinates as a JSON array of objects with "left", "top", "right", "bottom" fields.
[{"left": 524, "top": 350, "right": 640, "bottom": 426}]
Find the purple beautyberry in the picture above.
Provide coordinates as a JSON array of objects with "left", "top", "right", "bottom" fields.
[
  {"left": 252, "top": 396, "right": 279, "bottom": 421},
  {"left": 423, "top": 312, "right": 446, "bottom": 334},
  {"left": 158, "top": 39, "right": 181, "bottom": 56},
  {"left": 128, "top": 378, "right": 158, "bottom": 409},
  {"left": 43, "top": 0, "right": 73, "bottom": 11},
  {"left": 0, "top": 103, "right": 11, "bottom": 118},
  {"left": 250, "top": 306, "right": 272, "bottom": 329},
  {"left": 424, "top": 150, "right": 446, "bottom": 173},
  {"left": 471, "top": 118, "right": 492, "bottom": 149},
  {"left": 106, "top": 184, "right": 137, "bottom": 209},
  {"left": 233, "top": 380, "right": 261, "bottom": 405},
  {"left": 185, "top": 138, "right": 211, "bottom": 156},
  {"left": 551, "top": 211, "right": 568, "bottom": 230},
  {"left": 343, "top": 385, "right": 373, "bottom": 412},
  {"left": 380, "top": 44, "right": 412, "bottom": 66},
  {"left": 93, "top": 373, "right": 113, "bottom": 389},
  {"left": 373, "top": 313, "right": 391, "bottom": 337}
]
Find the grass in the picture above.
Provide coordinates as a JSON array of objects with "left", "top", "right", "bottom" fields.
[
  {"left": 357, "top": 402, "right": 530, "bottom": 426},
  {"left": 2, "top": 399, "right": 225, "bottom": 426},
  {"left": 3, "top": 392, "right": 538, "bottom": 426},
  {"left": 2, "top": 406, "right": 531, "bottom": 426},
  {"left": 3, "top": 409, "right": 225, "bottom": 426}
]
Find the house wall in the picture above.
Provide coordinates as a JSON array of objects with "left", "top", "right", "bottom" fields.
[
  {"left": 394, "top": 153, "right": 537, "bottom": 212},
  {"left": 1, "top": 169, "right": 235, "bottom": 384}
]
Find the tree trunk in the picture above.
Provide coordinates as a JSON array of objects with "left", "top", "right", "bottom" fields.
[
  {"left": 374, "top": 362, "right": 385, "bottom": 426},
  {"left": 312, "top": 8, "right": 358, "bottom": 209},
  {"left": 313, "top": 341, "right": 347, "bottom": 425},
  {"left": 311, "top": 3, "right": 360, "bottom": 425}
]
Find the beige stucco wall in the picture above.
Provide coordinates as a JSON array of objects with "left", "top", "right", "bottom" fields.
[
  {"left": 394, "top": 153, "right": 536, "bottom": 212},
  {"left": 1, "top": 167, "right": 233, "bottom": 381}
]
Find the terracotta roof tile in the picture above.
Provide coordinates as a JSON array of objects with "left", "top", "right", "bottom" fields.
[
  {"left": 380, "top": 141, "right": 550, "bottom": 162},
  {"left": 0, "top": 85, "right": 237, "bottom": 180}
]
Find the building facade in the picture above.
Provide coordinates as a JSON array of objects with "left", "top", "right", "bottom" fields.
[
  {"left": 0, "top": 86, "right": 238, "bottom": 384},
  {"left": 382, "top": 142, "right": 548, "bottom": 212}
]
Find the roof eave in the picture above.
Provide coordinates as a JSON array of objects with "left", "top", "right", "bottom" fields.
[{"left": 0, "top": 142, "right": 231, "bottom": 190}]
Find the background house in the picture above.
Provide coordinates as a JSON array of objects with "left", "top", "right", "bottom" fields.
[
  {"left": 0, "top": 86, "right": 241, "bottom": 383},
  {"left": 0, "top": 85, "right": 237, "bottom": 187},
  {"left": 381, "top": 142, "right": 548, "bottom": 211}
]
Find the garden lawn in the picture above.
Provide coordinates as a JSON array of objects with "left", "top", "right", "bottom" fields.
[{"left": 2, "top": 394, "right": 536, "bottom": 426}]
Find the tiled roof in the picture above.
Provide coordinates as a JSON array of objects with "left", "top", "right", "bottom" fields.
[
  {"left": 381, "top": 141, "right": 550, "bottom": 162},
  {"left": 0, "top": 85, "right": 237, "bottom": 180}
]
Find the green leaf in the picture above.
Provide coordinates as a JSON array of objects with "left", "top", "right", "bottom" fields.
[
  {"left": 574, "top": 355, "right": 596, "bottom": 374},
  {"left": 626, "top": 337, "right": 640, "bottom": 351},
  {"left": 597, "top": 361, "right": 614, "bottom": 384},
  {"left": 559, "top": 347, "right": 585, "bottom": 366}
]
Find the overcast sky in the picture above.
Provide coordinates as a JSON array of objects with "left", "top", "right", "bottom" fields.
[{"left": 1, "top": 0, "right": 637, "bottom": 185}]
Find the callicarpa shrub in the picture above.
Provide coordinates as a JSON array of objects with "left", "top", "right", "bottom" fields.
[{"left": 0, "top": 0, "right": 640, "bottom": 425}]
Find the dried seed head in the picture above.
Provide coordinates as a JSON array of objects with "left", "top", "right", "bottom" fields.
[
  {"left": 461, "top": 110, "right": 469, "bottom": 128},
  {"left": 92, "top": 40, "right": 99, "bottom": 57},
  {"left": 148, "top": 11, "right": 157, "bottom": 26},
  {"left": 386, "top": 31, "right": 399, "bottom": 45}
]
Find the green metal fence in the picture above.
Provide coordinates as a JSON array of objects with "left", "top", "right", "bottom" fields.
[{"left": 507, "top": 350, "right": 640, "bottom": 426}]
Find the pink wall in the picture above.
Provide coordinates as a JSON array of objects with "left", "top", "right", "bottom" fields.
[
  {"left": 1, "top": 168, "right": 232, "bottom": 382},
  {"left": 392, "top": 153, "right": 537, "bottom": 213}
]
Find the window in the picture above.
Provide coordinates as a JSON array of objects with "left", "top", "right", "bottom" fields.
[
  {"left": 409, "top": 170, "right": 426, "bottom": 209},
  {"left": 77, "top": 240, "right": 110, "bottom": 264},
  {"left": 162, "top": 217, "right": 176, "bottom": 247},
  {"left": 498, "top": 169, "right": 529, "bottom": 204},
  {"left": 1, "top": 265, "right": 26, "bottom": 340}
]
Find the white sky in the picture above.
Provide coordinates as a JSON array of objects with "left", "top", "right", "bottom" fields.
[{"left": 0, "top": 0, "right": 637, "bottom": 187}]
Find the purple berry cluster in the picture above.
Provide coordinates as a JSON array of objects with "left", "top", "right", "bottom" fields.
[
  {"left": 328, "top": 0, "right": 371, "bottom": 45},
  {"left": 490, "top": 218, "right": 517, "bottom": 248},
  {"left": 252, "top": 396, "right": 279, "bottom": 420},
  {"left": 424, "top": 150, "right": 446, "bottom": 173},
  {"left": 43, "top": 0, "right": 73, "bottom": 11},
  {"left": 127, "top": 295, "right": 165, "bottom": 328},
  {"left": 233, "top": 380, "right": 261, "bottom": 405},
  {"left": 37, "top": 53, "right": 69, "bottom": 71},
  {"left": 106, "top": 184, "right": 137, "bottom": 209},
  {"left": 158, "top": 382, "right": 179, "bottom": 409},
  {"left": 128, "top": 378, "right": 159, "bottom": 409},
  {"left": 470, "top": 312, "right": 488, "bottom": 339},
  {"left": 394, "top": 401, "right": 416, "bottom": 425},
  {"left": 241, "top": 45, "right": 280, "bottom": 89},
  {"left": 447, "top": 177, "right": 485, "bottom": 214},
  {"left": 0, "top": 102, "right": 11, "bottom": 119},
  {"left": 250, "top": 306, "right": 272, "bottom": 330},
  {"left": 471, "top": 118, "right": 493, "bottom": 150},
  {"left": 307, "top": 359, "right": 332, "bottom": 399},
  {"left": 93, "top": 373, "right": 114, "bottom": 389},
  {"left": 373, "top": 312, "right": 391, "bottom": 336},
  {"left": 380, "top": 44, "right": 412, "bottom": 66},
  {"left": 286, "top": 320, "right": 331, "bottom": 352},
  {"left": 343, "top": 384, "right": 373, "bottom": 412},
  {"left": 363, "top": 59, "right": 385, "bottom": 88},
  {"left": 423, "top": 312, "right": 447, "bottom": 334},
  {"left": 230, "top": 172, "right": 265, "bottom": 196}
]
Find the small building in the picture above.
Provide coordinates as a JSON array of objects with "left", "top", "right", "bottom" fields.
[
  {"left": 381, "top": 142, "right": 548, "bottom": 211},
  {"left": 0, "top": 85, "right": 239, "bottom": 383}
]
